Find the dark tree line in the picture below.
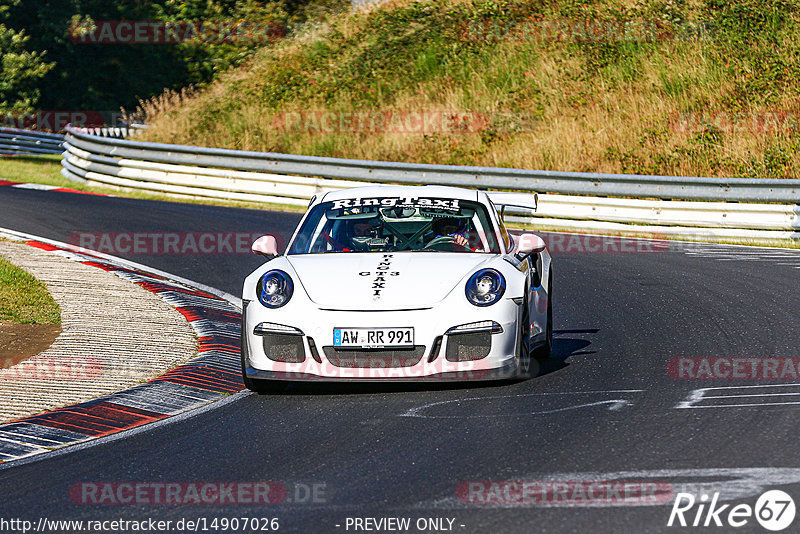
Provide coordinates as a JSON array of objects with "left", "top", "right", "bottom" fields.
[{"left": 0, "top": 0, "right": 347, "bottom": 115}]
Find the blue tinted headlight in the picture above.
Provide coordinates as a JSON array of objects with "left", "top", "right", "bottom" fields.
[
  {"left": 465, "top": 269, "right": 505, "bottom": 307},
  {"left": 257, "top": 270, "right": 293, "bottom": 308}
]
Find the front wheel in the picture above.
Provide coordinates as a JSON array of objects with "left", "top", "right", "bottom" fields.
[
  {"left": 242, "top": 354, "right": 287, "bottom": 394},
  {"left": 515, "top": 295, "right": 533, "bottom": 379},
  {"left": 532, "top": 271, "right": 553, "bottom": 361},
  {"left": 243, "top": 374, "right": 287, "bottom": 394}
]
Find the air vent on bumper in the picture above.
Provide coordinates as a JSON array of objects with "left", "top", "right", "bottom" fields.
[
  {"left": 253, "top": 322, "right": 306, "bottom": 363},
  {"left": 444, "top": 321, "right": 501, "bottom": 362}
]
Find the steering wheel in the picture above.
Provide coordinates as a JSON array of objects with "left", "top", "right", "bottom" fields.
[{"left": 424, "top": 235, "right": 470, "bottom": 251}]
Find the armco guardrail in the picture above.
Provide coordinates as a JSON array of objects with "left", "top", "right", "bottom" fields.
[
  {"left": 61, "top": 127, "right": 800, "bottom": 241},
  {"left": 0, "top": 128, "right": 64, "bottom": 156}
]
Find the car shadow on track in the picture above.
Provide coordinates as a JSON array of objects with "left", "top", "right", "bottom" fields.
[{"left": 532, "top": 333, "right": 594, "bottom": 378}]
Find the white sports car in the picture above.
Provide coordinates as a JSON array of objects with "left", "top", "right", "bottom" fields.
[{"left": 241, "top": 185, "right": 552, "bottom": 390}]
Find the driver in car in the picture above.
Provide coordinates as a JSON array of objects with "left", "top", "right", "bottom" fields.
[
  {"left": 346, "top": 218, "right": 386, "bottom": 251},
  {"left": 430, "top": 217, "right": 481, "bottom": 250}
]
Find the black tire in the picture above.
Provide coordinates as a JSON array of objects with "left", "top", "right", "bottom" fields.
[
  {"left": 241, "top": 346, "right": 287, "bottom": 394},
  {"left": 515, "top": 291, "right": 533, "bottom": 379},
  {"left": 532, "top": 270, "right": 553, "bottom": 361},
  {"left": 244, "top": 375, "right": 286, "bottom": 394},
  {"left": 241, "top": 351, "right": 287, "bottom": 394}
]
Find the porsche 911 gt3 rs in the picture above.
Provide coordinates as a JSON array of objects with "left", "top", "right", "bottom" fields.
[{"left": 241, "top": 185, "right": 552, "bottom": 390}]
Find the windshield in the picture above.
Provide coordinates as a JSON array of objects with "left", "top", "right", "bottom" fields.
[{"left": 287, "top": 196, "right": 501, "bottom": 254}]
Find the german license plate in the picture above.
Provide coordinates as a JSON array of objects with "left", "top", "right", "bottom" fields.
[{"left": 333, "top": 327, "right": 414, "bottom": 348}]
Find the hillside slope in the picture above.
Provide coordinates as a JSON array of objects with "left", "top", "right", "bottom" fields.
[{"left": 138, "top": 0, "right": 800, "bottom": 178}]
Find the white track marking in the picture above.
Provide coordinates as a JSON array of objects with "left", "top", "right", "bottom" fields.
[
  {"left": 676, "top": 384, "right": 800, "bottom": 409},
  {"left": 681, "top": 242, "right": 800, "bottom": 269},
  {"left": 10, "top": 183, "right": 58, "bottom": 191},
  {"left": 704, "top": 393, "right": 800, "bottom": 399},
  {"left": 400, "top": 390, "right": 643, "bottom": 418},
  {"left": 683, "top": 402, "right": 800, "bottom": 409}
]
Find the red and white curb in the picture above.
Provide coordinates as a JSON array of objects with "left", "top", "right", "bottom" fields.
[
  {"left": 0, "top": 229, "right": 245, "bottom": 466},
  {"left": 0, "top": 180, "right": 105, "bottom": 196}
]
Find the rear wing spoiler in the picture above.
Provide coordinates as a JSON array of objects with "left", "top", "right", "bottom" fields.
[{"left": 486, "top": 191, "right": 538, "bottom": 214}]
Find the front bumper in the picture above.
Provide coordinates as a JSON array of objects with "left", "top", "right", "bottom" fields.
[{"left": 242, "top": 300, "right": 523, "bottom": 382}]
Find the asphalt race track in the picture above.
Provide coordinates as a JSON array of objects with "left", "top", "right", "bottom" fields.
[{"left": 2, "top": 187, "right": 800, "bottom": 533}]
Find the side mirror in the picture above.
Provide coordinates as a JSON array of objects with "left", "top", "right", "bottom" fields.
[
  {"left": 516, "top": 233, "right": 546, "bottom": 256},
  {"left": 251, "top": 235, "right": 279, "bottom": 259}
]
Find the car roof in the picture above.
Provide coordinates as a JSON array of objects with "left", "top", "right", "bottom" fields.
[{"left": 318, "top": 185, "right": 482, "bottom": 204}]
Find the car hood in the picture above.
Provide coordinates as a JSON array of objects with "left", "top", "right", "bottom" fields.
[{"left": 287, "top": 253, "right": 494, "bottom": 310}]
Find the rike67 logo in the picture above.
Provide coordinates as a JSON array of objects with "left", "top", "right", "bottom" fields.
[{"left": 668, "top": 490, "right": 795, "bottom": 531}]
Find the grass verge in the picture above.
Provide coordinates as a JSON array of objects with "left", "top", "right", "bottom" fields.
[
  {"left": 0, "top": 253, "right": 61, "bottom": 325},
  {"left": 0, "top": 155, "right": 65, "bottom": 186}
]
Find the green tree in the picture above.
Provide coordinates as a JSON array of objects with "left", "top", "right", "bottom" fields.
[
  {"left": 1, "top": 0, "right": 345, "bottom": 112},
  {"left": 0, "top": 24, "right": 52, "bottom": 113},
  {"left": 4, "top": 0, "right": 194, "bottom": 111},
  {"left": 0, "top": 0, "right": 52, "bottom": 113}
]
